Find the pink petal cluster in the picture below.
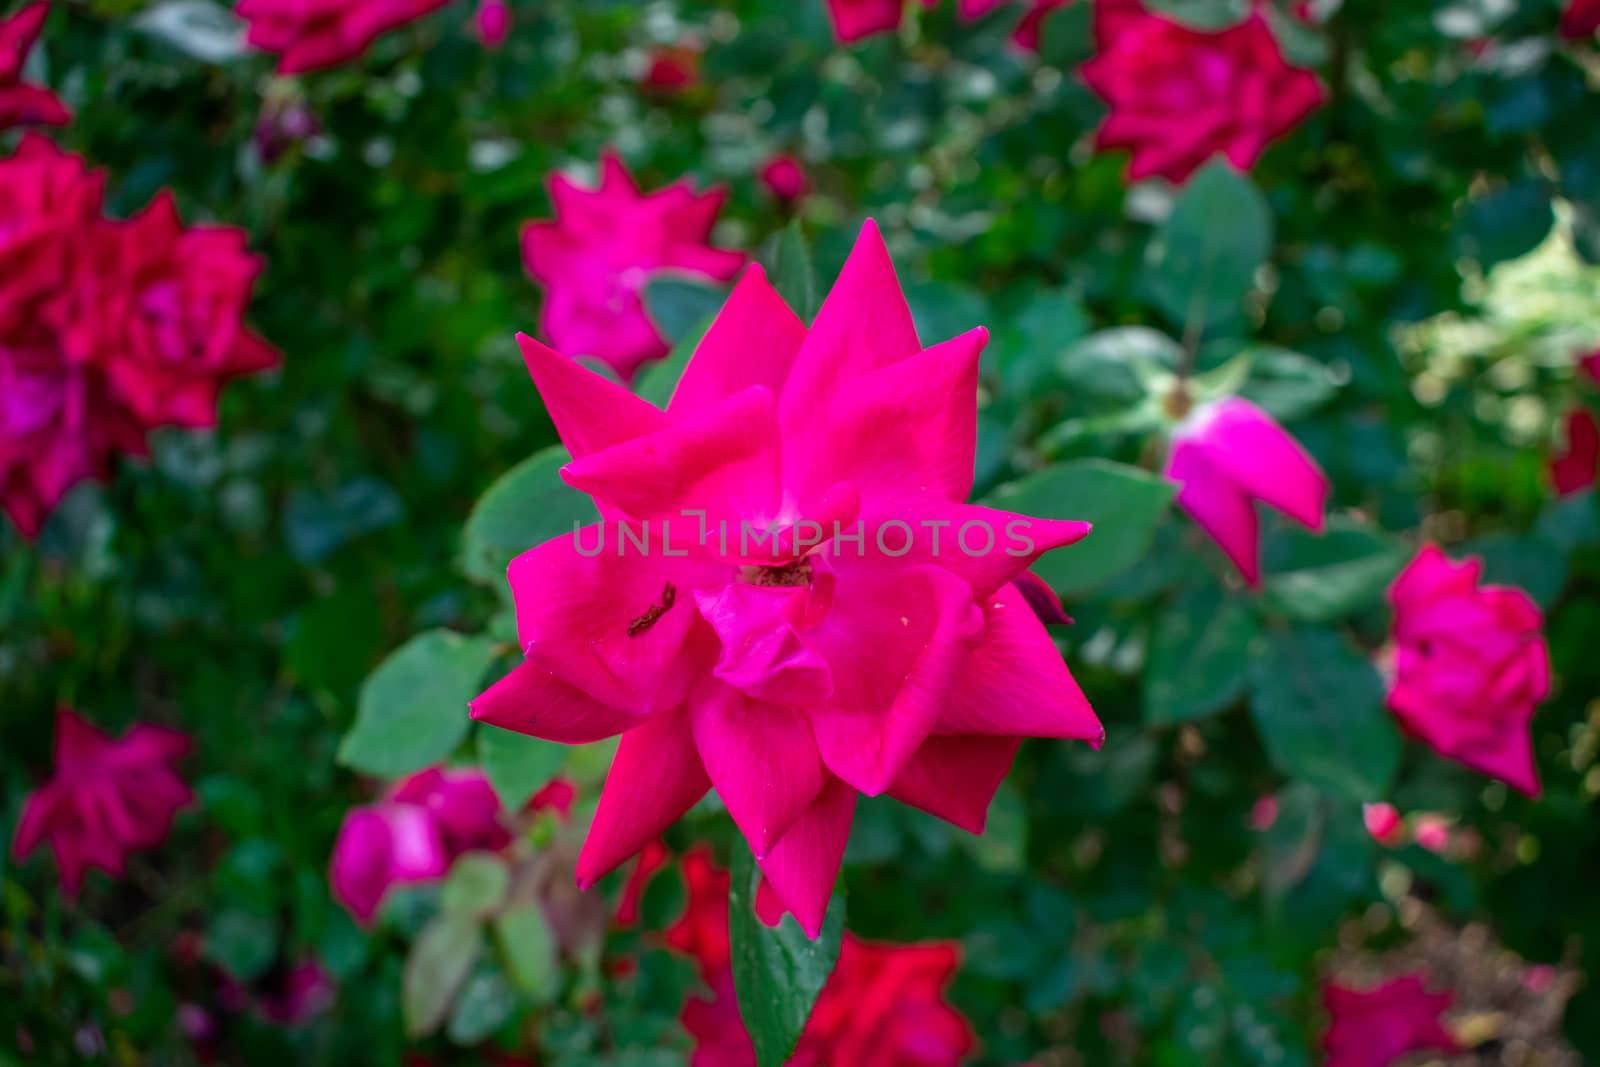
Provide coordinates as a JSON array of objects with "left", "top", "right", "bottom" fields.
[
  {"left": 1550, "top": 352, "right": 1600, "bottom": 494},
  {"left": 521, "top": 153, "right": 744, "bottom": 382},
  {"left": 1081, "top": 4, "right": 1324, "bottom": 183},
  {"left": 1164, "top": 397, "right": 1329, "bottom": 587},
  {"left": 1564, "top": 0, "right": 1600, "bottom": 38},
  {"left": 666, "top": 848, "right": 974, "bottom": 1067},
  {"left": 0, "top": 135, "right": 277, "bottom": 539},
  {"left": 759, "top": 154, "right": 811, "bottom": 205},
  {"left": 474, "top": 220, "right": 1103, "bottom": 937},
  {"left": 473, "top": 0, "right": 510, "bottom": 49},
  {"left": 1550, "top": 407, "right": 1598, "bottom": 495},
  {"left": 1321, "top": 973, "right": 1458, "bottom": 1067},
  {"left": 10, "top": 707, "right": 192, "bottom": 896},
  {"left": 0, "top": 3, "right": 69, "bottom": 132},
  {"left": 642, "top": 43, "right": 702, "bottom": 93},
  {"left": 330, "top": 767, "right": 570, "bottom": 924},
  {"left": 1386, "top": 545, "right": 1550, "bottom": 796},
  {"left": 236, "top": 0, "right": 450, "bottom": 74}
]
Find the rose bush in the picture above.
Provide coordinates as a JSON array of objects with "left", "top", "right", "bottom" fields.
[{"left": 5, "top": 0, "right": 1600, "bottom": 1064}]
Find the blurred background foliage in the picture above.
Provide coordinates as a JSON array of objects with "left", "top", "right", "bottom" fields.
[{"left": 5, "top": 0, "right": 1600, "bottom": 1063}]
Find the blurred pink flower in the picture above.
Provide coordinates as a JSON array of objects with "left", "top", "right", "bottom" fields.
[
  {"left": 235, "top": 0, "right": 451, "bottom": 74},
  {"left": 1413, "top": 814, "right": 1450, "bottom": 854},
  {"left": 65, "top": 192, "right": 278, "bottom": 429},
  {"left": 0, "top": 3, "right": 69, "bottom": 132},
  {"left": 667, "top": 847, "right": 974, "bottom": 1066},
  {"left": 474, "top": 0, "right": 509, "bottom": 49},
  {"left": 254, "top": 960, "right": 336, "bottom": 1027},
  {"left": 474, "top": 220, "right": 1103, "bottom": 936},
  {"left": 1164, "top": 397, "right": 1329, "bottom": 587},
  {"left": 1386, "top": 545, "right": 1549, "bottom": 796},
  {"left": 1361, "top": 802, "right": 1401, "bottom": 846},
  {"left": 254, "top": 99, "right": 319, "bottom": 164},
  {"left": 1564, "top": 0, "right": 1600, "bottom": 38},
  {"left": 1550, "top": 407, "right": 1598, "bottom": 496},
  {"left": 642, "top": 43, "right": 701, "bottom": 92},
  {"left": 759, "top": 154, "right": 811, "bottom": 204},
  {"left": 10, "top": 708, "right": 192, "bottom": 897},
  {"left": 520, "top": 152, "right": 743, "bottom": 381},
  {"left": 329, "top": 766, "right": 510, "bottom": 924},
  {"left": 1081, "top": 7, "right": 1324, "bottom": 183},
  {"left": 1249, "top": 794, "right": 1279, "bottom": 831},
  {"left": 1322, "top": 973, "right": 1458, "bottom": 1067}
]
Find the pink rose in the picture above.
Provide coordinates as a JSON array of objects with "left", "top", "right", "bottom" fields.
[
  {"left": 235, "top": 0, "right": 451, "bottom": 74},
  {"left": 1322, "top": 973, "right": 1458, "bottom": 1067},
  {"left": 476, "top": 220, "right": 1103, "bottom": 937},
  {"left": 759, "top": 154, "right": 811, "bottom": 203},
  {"left": 67, "top": 192, "right": 278, "bottom": 429},
  {"left": 1386, "top": 545, "right": 1550, "bottom": 796},
  {"left": 642, "top": 43, "right": 701, "bottom": 93},
  {"left": 1164, "top": 397, "right": 1329, "bottom": 587},
  {"left": 1551, "top": 407, "right": 1598, "bottom": 496},
  {"left": 10, "top": 708, "right": 192, "bottom": 896},
  {"left": 0, "top": 3, "right": 69, "bottom": 133},
  {"left": 1563, "top": 0, "right": 1600, "bottom": 39},
  {"left": 1361, "top": 802, "right": 1402, "bottom": 846},
  {"left": 473, "top": 0, "right": 509, "bottom": 49},
  {"left": 520, "top": 152, "right": 744, "bottom": 381},
  {"left": 1081, "top": 7, "right": 1324, "bottom": 183}
]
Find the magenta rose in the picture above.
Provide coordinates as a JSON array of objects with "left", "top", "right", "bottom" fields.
[
  {"left": 68, "top": 192, "right": 278, "bottom": 430},
  {"left": 235, "top": 0, "right": 451, "bottom": 74},
  {"left": 1386, "top": 545, "right": 1550, "bottom": 796},
  {"left": 0, "top": 3, "right": 70, "bottom": 133},
  {"left": 1081, "top": 6, "right": 1324, "bottom": 183}
]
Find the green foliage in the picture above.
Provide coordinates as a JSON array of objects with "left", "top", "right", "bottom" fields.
[
  {"left": 339, "top": 630, "right": 498, "bottom": 777},
  {"left": 728, "top": 842, "right": 845, "bottom": 1067},
  {"left": 7, "top": 1, "right": 1600, "bottom": 1063}
]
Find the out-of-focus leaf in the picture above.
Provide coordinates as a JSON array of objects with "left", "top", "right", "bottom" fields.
[
  {"left": 403, "top": 914, "right": 483, "bottom": 1039},
  {"left": 1454, "top": 181, "right": 1554, "bottom": 270},
  {"left": 1236, "top": 347, "right": 1343, "bottom": 422},
  {"left": 339, "top": 630, "right": 497, "bottom": 777},
  {"left": 983, "top": 459, "right": 1176, "bottom": 596},
  {"left": 497, "top": 903, "right": 557, "bottom": 1003},
  {"left": 1058, "top": 327, "right": 1181, "bottom": 404},
  {"left": 1144, "top": 161, "right": 1272, "bottom": 334},
  {"left": 461, "top": 445, "right": 597, "bottom": 584},
  {"left": 1248, "top": 626, "right": 1400, "bottom": 799},
  {"left": 1146, "top": 0, "right": 1250, "bottom": 29},
  {"left": 441, "top": 853, "right": 510, "bottom": 917},
  {"left": 476, "top": 725, "right": 567, "bottom": 810},
  {"left": 729, "top": 841, "right": 843, "bottom": 1067},
  {"left": 1145, "top": 582, "right": 1261, "bottom": 724},
  {"left": 446, "top": 970, "right": 517, "bottom": 1046},
  {"left": 204, "top": 910, "right": 278, "bottom": 983},
  {"left": 767, "top": 220, "right": 819, "bottom": 322},
  {"left": 1262, "top": 520, "right": 1407, "bottom": 622},
  {"left": 644, "top": 279, "right": 725, "bottom": 345},
  {"left": 134, "top": 0, "right": 246, "bottom": 63}
]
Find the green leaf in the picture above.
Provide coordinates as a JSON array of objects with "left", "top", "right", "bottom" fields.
[
  {"left": 1145, "top": 583, "right": 1261, "bottom": 724},
  {"left": 729, "top": 840, "right": 843, "bottom": 1067},
  {"left": 1037, "top": 0, "right": 1093, "bottom": 66},
  {"left": 1144, "top": 161, "right": 1272, "bottom": 335},
  {"left": 1454, "top": 181, "right": 1554, "bottom": 270},
  {"left": 1235, "top": 346, "right": 1342, "bottom": 422},
  {"left": 767, "top": 220, "right": 819, "bottom": 322},
  {"left": 983, "top": 459, "right": 1176, "bottom": 596},
  {"left": 446, "top": 969, "right": 517, "bottom": 1046},
  {"left": 461, "top": 444, "right": 598, "bottom": 585},
  {"left": 1145, "top": 0, "right": 1250, "bottom": 29},
  {"left": 339, "top": 630, "right": 498, "bottom": 778},
  {"left": 1058, "top": 327, "right": 1181, "bottom": 404},
  {"left": 403, "top": 913, "right": 483, "bottom": 1039},
  {"left": 441, "top": 853, "right": 510, "bottom": 917},
  {"left": 496, "top": 902, "right": 557, "bottom": 1003},
  {"left": 635, "top": 319, "right": 711, "bottom": 409},
  {"left": 644, "top": 279, "right": 726, "bottom": 345},
  {"left": 204, "top": 909, "right": 278, "bottom": 982},
  {"left": 1248, "top": 626, "right": 1400, "bottom": 800},
  {"left": 1469, "top": 531, "right": 1569, "bottom": 609},
  {"left": 1262, "top": 520, "right": 1406, "bottom": 622},
  {"left": 477, "top": 725, "right": 567, "bottom": 810}
]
